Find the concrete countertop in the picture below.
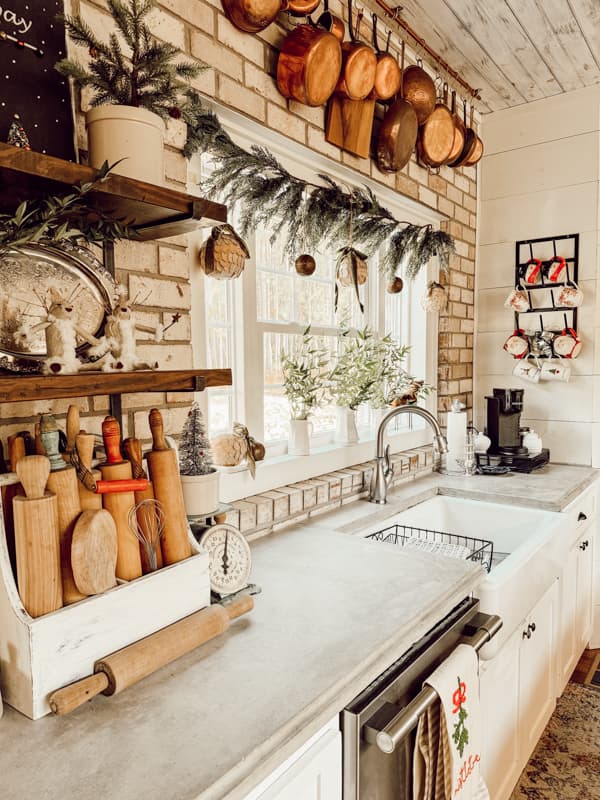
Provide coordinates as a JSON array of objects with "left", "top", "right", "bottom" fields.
[
  {"left": 0, "top": 462, "right": 595, "bottom": 800},
  {"left": 0, "top": 525, "right": 483, "bottom": 800}
]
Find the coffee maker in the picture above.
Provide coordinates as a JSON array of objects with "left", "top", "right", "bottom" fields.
[{"left": 485, "top": 388, "right": 549, "bottom": 472}]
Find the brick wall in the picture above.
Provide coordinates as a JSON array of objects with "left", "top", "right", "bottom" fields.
[{"left": 1, "top": 0, "right": 478, "bottom": 444}]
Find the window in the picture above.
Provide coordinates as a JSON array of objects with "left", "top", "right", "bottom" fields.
[{"left": 190, "top": 108, "right": 440, "bottom": 495}]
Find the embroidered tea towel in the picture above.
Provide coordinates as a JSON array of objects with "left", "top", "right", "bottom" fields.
[{"left": 413, "top": 643, "right": 488, "bottom": 800}]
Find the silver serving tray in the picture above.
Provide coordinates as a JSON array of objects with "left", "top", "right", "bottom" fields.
[{"left": 0, "top": 242, "right": 116, "bottom": 365}]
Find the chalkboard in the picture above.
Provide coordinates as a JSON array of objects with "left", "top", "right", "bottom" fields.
[{"left": 0, "top": 0, "right": 76, "bottom": 161}]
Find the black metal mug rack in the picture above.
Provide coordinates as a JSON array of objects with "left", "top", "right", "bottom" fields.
[{"left": 513, "top": 233, "right": 579, "bottom": 358}]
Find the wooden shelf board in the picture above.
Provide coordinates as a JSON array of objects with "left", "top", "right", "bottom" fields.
[
  {"left": 0, "top": 145, "right": 227, "bottom": 240},
  {"left": 0, "top": 369, "right": 232, "bottom": 403}
]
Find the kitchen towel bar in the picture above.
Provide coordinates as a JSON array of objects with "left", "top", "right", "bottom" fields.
[{"left": 365, "top": 612, "right": 502, "bottom": 754}]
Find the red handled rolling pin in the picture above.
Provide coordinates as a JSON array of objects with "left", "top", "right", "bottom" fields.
[
  {"left": 62, "top": 404, "right": 80, "bottom": 463},
  {"left": 146, "top": 409, "right": 191, "bottom": 565},
  {"left": 74, "top": 433, "right": 102, "bottom": 511},
  {"left": 49, "top": 594, "right": 254, "bottom": 715},
  {"left": 122, "top": 437, "right": 163, "bottom": 572},
  {"left": 99, "top": 417, "right": 142, "bottom": 581}
]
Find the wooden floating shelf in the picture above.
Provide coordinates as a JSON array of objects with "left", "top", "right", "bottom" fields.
[
  {"left": 0, "top": 369, "right": 232, "bottom": 403},
  {"left": 0, "top": 145, "right": 227, "bottom": 241}
]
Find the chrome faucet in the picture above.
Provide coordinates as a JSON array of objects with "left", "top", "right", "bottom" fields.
[{"left": 369, "top": 406, "right": 449, "bottom": 504}]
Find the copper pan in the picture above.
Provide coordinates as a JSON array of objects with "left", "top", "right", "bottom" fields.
[
  {"left": 449, "top": 101, "right": 478, "bottom": 167},
  {"left": 316, "top": 0, "right": 344, "bottom": 41},
  {"left": 277, "top": 22, "right": 342, "bottom": 106},
  {"left": 335, "top": 0, "right": 377, "bottom": 100},
  {"left": 377, "top": 41, "right": 418, "bottom": 172},
  {"left": 418, "top": 82, "right": 455, "bottom": 167},
  {"left": 444, "top": 88, "right": 465, "bottom": 165},
  {"left": 369, "top": 15, "right": 401, "bottom": 102},
  {"left": 222, "top": 0, "right": 286, "bottom": 33},
  {"left": 286, "top": 0, "right": 321, "bottom": 16},
  {"left": 402, "top": 59, "right": 435, "bottom": 124},
  {"left": 463, "top": 105, "right": 484, "bottom": 166}
]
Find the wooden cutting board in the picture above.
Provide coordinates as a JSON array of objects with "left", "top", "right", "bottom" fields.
[
  {"left": 71, "top": 509, "right": 118, "bottom": 595},
  {"left": 325, "top": 96, "right": 376, "bottom": 159}
]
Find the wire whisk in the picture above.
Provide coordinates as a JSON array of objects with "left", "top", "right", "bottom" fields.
[{"left": 128, "top": 499, "right": 165, "bottom": 572}]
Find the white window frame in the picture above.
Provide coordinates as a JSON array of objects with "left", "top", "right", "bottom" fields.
[{"left": 188, "top": 102, "right": 443, "bottom": 503}]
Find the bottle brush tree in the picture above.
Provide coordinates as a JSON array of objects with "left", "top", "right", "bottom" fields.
[
  {"left": 56, "top": 0, "right": 206, "bottom": 119},
  {"left": 179, "top": 402, "right": 213, "bottom": 476}
]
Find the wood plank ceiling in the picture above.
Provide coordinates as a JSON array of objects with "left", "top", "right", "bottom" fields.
[{"left": 386, "top": 0, "right": 600, "bottom": 113}]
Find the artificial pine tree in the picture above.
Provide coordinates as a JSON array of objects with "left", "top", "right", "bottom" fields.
[
  {"left": 7, "top": 114, "right": 31, "bottom": 150},
  {"left": 56, "top": 0, "right": 205, "bottom": 120},
  {"left": 178, "top": 402, "right": 213, "bottom": 476}
]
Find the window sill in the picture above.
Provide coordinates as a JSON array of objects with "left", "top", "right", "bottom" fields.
[{"left": 217, "top": 428, "right": 432, "bottom": 503}]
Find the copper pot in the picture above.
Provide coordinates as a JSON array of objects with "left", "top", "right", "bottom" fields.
[
  {"left": 335, "top": 0, "right": 377, "bottom": 100},
  {"left": 222, "top": 0, "right": 286, "bottom": 32},
  {"left": 445, "top": 89, "right": 465, "bottom": 165},
  {"left": 449, "top": 102, "right": 479, "bottom": 168},
  {"left": 418, "top": 86, "right": 455, "bottom": 167},
  {"left": 402, "top": 60, "right": 436, "bottom": 124},
  {"left": 286, "top": 0, "right": 320, "bottom": 15},
  {"left": 376, "top": 41, "right": 418, "bottom": 172},
  {"left": 463, "top": 105, "right": 483, "bottom": 166},
  {"left": 370, "top": 15, "right": 401, "bottom": 102},
  {"left": 315, "top": 0, "right": 344, "bottom": 40},
  {"left": 277, "top": 22, "right": 342, "bottom": 106}
]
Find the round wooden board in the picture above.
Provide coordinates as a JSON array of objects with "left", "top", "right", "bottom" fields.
[{"left": 71, "top": 509, "right": 118, "bottom": 595}]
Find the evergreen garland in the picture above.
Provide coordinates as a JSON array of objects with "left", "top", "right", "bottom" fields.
[
  {"left": 183, "top": 102, "right": 455, "bottom": 281},
  {"left": 56, "top": 0, "right": 206, "bottom": 120},
  {"left": 178, "top": 402, "right": 213, "bottom": 476}
]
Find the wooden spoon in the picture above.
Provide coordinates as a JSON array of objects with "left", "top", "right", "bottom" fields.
[{"left": 71, "top": 509, "right": 118, "bottom": 595}]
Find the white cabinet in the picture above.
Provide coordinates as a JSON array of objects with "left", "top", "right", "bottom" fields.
[
  {"left": 557, "top": 520, "right": 596, "bottom": 692},
  {"left": 480, "top": 582, "right": 557, "bottom": 800},
  {"left": 243, "top": 720, "right": 341, "bottom": 800}
]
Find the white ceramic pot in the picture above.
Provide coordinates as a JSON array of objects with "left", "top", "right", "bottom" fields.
[
  {"left": 335, "top": 406, "right": 359, "bottom": 445},
  {"left": 179, "top": 468, "right": 220, "bottom": 518},
  {"left": 86, "top": 104, "right": 165, "bottom": 185},
  {"left": 288, "top": 419, "right": 312, "bottom": 456}
]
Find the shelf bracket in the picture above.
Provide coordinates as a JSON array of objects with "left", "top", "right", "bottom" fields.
[{"left": 133, "top": 199, "right": 227, "bottom": 241}]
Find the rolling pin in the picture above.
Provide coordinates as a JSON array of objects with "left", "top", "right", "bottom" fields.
[
  {"left": 99, "top": 417, "right": 142, "bottom": 582},
  {"left": 62, "top": 404, "right": 80, "bottom": 463},
  {"left": 13, "top": 456, "right": 63, "bottom": 617},
  {"left": 146, "top": 409, "right": 191, "bottom": 565},
  {"left": 49, "top": 593, "right": 253, "bottom": 715},
  {"left": 46, "top": 463, "right": 87, "bottom": 605},
  {"left": 7, "top": 433, "right": 26, "bottom": 472},
  {"left": 122, "top": 437, "right": 163, "bottom": 572}
]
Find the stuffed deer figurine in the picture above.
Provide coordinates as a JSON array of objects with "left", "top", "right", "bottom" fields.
[{"left": 15, "top": 288, "right": 109, "bottom": 374}]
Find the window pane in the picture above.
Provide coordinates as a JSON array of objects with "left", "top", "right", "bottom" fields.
[
  {"left": 264, "top": 387, "right": 291, "bottom": 443},
  {"left": 207, "top": 391, "right": 232, "bottom": 436},
  {"left": 205, "top": 279, "right": 229, "bottom": 323},
  {"left": 206, "top": 327, "right": 230, "bottom": 369},
  {"left": 257, "top": 271, "right": 293, "bottom": 322}
]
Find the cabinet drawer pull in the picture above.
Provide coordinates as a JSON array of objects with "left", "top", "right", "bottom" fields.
[
  {"left": 528, "top": 622, "right": 536, "bottom": 634},
  {"left": 579, "top": 540, "right": 589, "bottom": 551},
  {"left": 522, "top": 628, "right": 532, "bottom": 639},
  {"left": 578, "top": 512, "right": 587, "bottom": 522}
]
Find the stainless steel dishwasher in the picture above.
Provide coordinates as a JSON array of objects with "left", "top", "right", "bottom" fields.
[{"left": 341, "top": 598, "right": 502, "bottom": 800}]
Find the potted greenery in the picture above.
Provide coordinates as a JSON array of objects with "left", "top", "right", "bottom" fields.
[
  {"left": 178, "top": 402, "right": 219, "bottom": 517},
  {"left": 369, "top": 336, "right": 433, "bottom": 411},
  {"left": 281, "top": 328, "right": 328, "bottom": 456},
  {"left": 56, "top": 0, "right": 205, "bottom": 184},
  {"left": 328, "top": 327, "right": 382, "bottom": 445}
]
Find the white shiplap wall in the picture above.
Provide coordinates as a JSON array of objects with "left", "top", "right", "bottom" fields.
[{"left": 474, "top": 84, "right": 600, "bottom": 466}]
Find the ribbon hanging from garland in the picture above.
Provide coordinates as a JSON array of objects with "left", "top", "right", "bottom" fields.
[{"left": 183, "top": 101, "right": 455, "bottom": 281}]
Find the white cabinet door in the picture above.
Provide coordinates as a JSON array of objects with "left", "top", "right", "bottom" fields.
[
  {"left": 557, "top": 543, "right": 579, "bottom": 693},
  {"left": 518, "top": 583, "right": 557, "bottom": 762},
  {"left": 480, "top": 627, "right": 520, "bottom": 800},
  {"left": 256, "top": 729, "right": 341, "bottom": 800},
  {"left": 576, "top": 526, "right": 594, "bottom": 651}
]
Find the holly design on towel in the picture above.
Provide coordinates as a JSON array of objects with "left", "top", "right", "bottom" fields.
[{"left": 451, "top": 676, "right": 469, "bottom": 757}]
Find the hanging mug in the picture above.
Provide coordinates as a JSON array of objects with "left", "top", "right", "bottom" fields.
[
  {"left": 523, "top": 257, "right": 543, "bottom": 285},
  {"left": 546, "top": 255, "right": 567, "bottom": 283},
  {"left": 553, "top": 327, "right": 582, "bottom": 358},
  {"left": 540, "top": 361, "right": 571, "bottom": 382},
  {"left": 504, "top": 282, "right": 530, "bottom": 312},
  {"left": 529, "top": 330, "right": 554, "bottom": 359},
  {"left": 503, "top": 329, "right": 529, "bottom": 358},
  {"left": 513, "top": 360, "right": 541, "bottom": 383},
  {"left": 557, "top": 281, "right": 584, "bottom": 308}
]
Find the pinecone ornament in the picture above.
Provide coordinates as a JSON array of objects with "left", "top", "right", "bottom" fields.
[
  {"left": 198, "top": 224, "right": 250, "bottom": 280},
  {"left": 212, "top": 433, "right": 248, "bottom": 467},
  {"left": 421, "top": 281, "right": 448, "bottom": 312}
]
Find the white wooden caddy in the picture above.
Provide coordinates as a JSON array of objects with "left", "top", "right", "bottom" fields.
[{"left": 0, "top": 472, "right": 210, "bottom": 720}]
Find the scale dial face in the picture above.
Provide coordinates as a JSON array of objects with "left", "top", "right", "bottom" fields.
[{"left": 199, "top": 524, "right": 252, "bottom": 595}]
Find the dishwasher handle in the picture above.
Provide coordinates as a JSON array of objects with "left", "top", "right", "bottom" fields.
[{"left": 367, "top": 613, "right": 503, "bottom": 755}]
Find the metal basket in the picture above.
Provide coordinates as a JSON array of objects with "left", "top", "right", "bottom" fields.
[{"left": 366, "top": 524, "right": 494, "bottom": 573}]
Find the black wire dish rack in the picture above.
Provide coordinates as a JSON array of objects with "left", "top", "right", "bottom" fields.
[{"left": 366, "top": 524, "right": 494, "bottom": 573}]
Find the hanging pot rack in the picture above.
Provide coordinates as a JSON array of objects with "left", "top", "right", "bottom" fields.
[{"left": 371, "top": 0, "right": 482, "bottom": 104}]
